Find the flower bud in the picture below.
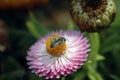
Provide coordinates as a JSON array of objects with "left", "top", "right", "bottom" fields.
[{"left": 70, "top": 0, "right": 116, "bottom": 32}]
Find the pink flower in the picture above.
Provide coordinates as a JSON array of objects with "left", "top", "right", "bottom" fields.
[{"left": 26, "top": 30, "right": 91, "bottom": 79}]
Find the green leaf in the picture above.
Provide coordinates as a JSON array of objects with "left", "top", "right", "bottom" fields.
[
  {"left": 26, "top": 12, "right": 49, "bottom": 38},
  {"left": 88, "top": 66, "right": 103, "bottom": 80},
  {"left": 96, "top": 54, "right": 105, "bottom": 61},
  {"left": 26, "top": 21, "right": 41, "bottom": 38}
]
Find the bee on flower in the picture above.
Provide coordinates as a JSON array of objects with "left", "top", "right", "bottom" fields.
[{"left": 26, "top": 30, "right": 90, "bottom": 79}]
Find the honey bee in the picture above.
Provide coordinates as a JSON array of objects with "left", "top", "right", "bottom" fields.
[{"left": 50, "top": 37, "right": 66, "bottom": 48}]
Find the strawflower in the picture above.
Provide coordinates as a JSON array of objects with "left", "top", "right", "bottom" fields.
[{"left": 26, "top": 30, "right": 90, "bottom": 79}]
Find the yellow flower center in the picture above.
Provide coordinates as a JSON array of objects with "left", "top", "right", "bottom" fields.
[{"left": 46, "top": 34, "right": 66, "bottom": 56}]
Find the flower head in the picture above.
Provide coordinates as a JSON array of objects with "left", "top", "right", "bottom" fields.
[
  {"left": 70, "top": 0, "right": 116, "bottom": 32},
  {"left": 26, "top": 30, "right": 90, "bottom": 79}
]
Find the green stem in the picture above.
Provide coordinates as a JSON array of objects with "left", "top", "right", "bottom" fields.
[
  {"left": 84, "top": 32, "right": 103, "bottom": 80},
  {"left": 88, "top": 32, "right": 100, "bottom": 69}
]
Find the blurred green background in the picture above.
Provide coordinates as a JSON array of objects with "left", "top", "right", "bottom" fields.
[{"left": 0, "top": 0, "right": 120, "bottom": 80}]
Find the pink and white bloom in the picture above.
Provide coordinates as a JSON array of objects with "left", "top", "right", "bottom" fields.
[{"left": 26, "top": 30, "right": 91, "bottom": 79}]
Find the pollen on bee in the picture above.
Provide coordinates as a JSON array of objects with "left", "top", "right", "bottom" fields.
[{"left": 46, "top": 34, "right": 66, "bottom": 56}]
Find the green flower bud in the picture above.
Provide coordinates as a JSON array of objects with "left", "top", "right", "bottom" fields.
[{"left": 70, "top": 0, "right": 116, "bottom": 32}]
